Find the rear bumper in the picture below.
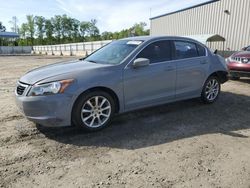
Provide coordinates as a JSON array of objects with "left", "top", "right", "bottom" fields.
[{"left": 15, "top": 94, "right": 73, "bottom": 127}]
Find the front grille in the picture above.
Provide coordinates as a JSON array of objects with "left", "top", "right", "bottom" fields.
[
  {"left": 232, "top": 57, "right": 241, "bottom": 62},
  {"left": 16, "top": 82, "right": 28, "bottom": 96},
  {"left": 232, "top": 57, "right": 250, "bottom": 64}
]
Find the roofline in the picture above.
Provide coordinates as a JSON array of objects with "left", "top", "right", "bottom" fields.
[
  {"left": 0, "top": 32, "right": 20, "bottom": 38},
  {"left": 150, "top": 0, "right": 220, "bottom": 20}
]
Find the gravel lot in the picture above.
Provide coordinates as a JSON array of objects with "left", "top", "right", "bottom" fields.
[{"left": 0, "top": 56, "right": 250, "bottom": 188}]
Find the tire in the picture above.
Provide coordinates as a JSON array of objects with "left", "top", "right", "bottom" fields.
[
  {"left": 201, "top": 76, "right": 221, "bottom": 104},
  {"left": 72, "top": 91, "right": 115, "bottom": 131}
]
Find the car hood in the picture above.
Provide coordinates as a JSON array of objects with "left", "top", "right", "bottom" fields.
[
  {"left": 19, "top": 60, "right": 110, "bottom": 85},
  {"left": 232, "top": 51, "right": 250, "bottom": 58}
]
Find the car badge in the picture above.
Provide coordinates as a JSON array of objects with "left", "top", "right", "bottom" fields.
[{"left": 242, "top": 58, "right": 249, "bottom": 63}]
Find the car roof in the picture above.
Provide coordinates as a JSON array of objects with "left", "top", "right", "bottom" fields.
[{"left": 121, "top": 35, "right": 203, "bottom": 45}]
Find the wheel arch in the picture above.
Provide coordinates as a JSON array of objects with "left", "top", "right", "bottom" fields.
[
  {"left": 71, "top": 86, "right": 120, "bottom": 118},
  {"left": 208, "top": 71, "right": 228, "bottom": 84}
]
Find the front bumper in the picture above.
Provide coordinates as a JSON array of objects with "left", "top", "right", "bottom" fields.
[
  {"left": 229, "top": 70, "right": 250, "bottom": 77},
  {"left": 15, "top": 93, "right": 73, "bottom": 127},
  {"left": 227, "top": 62, "right": 250, "bottom": 77}
]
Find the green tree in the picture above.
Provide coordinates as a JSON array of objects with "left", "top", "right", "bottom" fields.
[
  {"left": 44, "top": 19, "right": 54, "bottom": 44},
  {"left": 35, "top": 16, "right": 45, "bottom": 44},
  {"left": 101, "top": 31, "right": 113, "bottom": 40},
  {"left": 0, "top": 21, "right": 6, "bottom": 45},
  {"left": 88, "top": 19, "right": 100, "bottom": 40},
  {"left": 71, "top": 18, "right": 80, "bottom": 42},
  {"left": 52, "top": 15, "right": 62, "bottom": 43},
  {"left": 26, "top": 15, "right": 35, "bottom": 45},
  {"left": 19, "top": 23, "right": 28, "bottom": 45},
  {"left": 15, "top": 14, "right": 150, "bottom": 46},
  {"left": 80, "top": 21, "right": 91, "bottom": 41},
  {"left": 61, "top": 15, "right": 68, "bottom": 39},
  {"left": 0, "top": 21, "right": 6, "bottom": 32},
  {"left": 101, "top": 22, "right": 149, "bottom": 40},
  {"left": 131, "top": 22, "right": 149, "bottom": 36},
  {"left": 19, "top": 24, "right": 28, "bottom": 38},
  {"left": 61, "top": 15, "right": 74, "bottom": 41},
  {"left": 112, "top": 32, "right": 119, "bottom": 40}
]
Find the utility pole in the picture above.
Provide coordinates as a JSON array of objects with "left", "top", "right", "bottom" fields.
[{"left": 9, "top": 16, "right": 18, "bottom": 33}]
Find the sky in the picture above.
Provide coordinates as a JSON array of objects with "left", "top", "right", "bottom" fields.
[{"left": 0, "top": 0, "right": 209, "bottom": 33}]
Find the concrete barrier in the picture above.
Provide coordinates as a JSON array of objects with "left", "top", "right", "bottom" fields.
[
  {"left": 33, "top": 40, "right": 112, "bottom": 57},
  {"left": 0, "top": 46, "right": 32, "bottom": 55}
]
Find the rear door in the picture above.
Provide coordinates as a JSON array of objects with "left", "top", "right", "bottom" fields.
[{"left": 174, "top": 41, "right": 209, "bottom": 99}]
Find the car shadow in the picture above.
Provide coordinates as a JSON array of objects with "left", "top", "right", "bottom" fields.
[
  {"left": 229, "top": 77, "right": 250, "bottom": 84},
  {"left": 238, "top": 78, "right": 250, "bottom": 84},
  {"left": 37, "top": 91, "right": 250, "bottom": 150}
]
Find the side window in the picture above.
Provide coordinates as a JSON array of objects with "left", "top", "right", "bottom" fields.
[
  {"left": 197, "top": 44, "right": 206, "bottom": 56},
  {"left": 174, "top": 41, "right": 198, "bottom": 59},
  {"left": 136, "top": 40, "right": 172, "bottom": 64}
]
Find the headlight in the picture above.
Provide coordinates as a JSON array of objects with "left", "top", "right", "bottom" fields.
[
  {"left": 28, "top": 79, "right": 74, "bottom": 96},
  {"left": 225, "top": 57, "right": 232, "bottom": 64}
]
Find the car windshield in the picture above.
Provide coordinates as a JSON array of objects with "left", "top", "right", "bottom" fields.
[
  {"left": 246, "top": 46, "right": 250, "bottom": 51},
  {"left": 84, "top": 40, "right": 143, "bottom": 65}
]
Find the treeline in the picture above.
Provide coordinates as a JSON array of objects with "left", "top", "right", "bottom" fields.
[
  {"left": 0, "top": 22, "right": 6, "bottom": 32},
  {"left": 14, "top": 15, "right": 149, "bottom": 46}
]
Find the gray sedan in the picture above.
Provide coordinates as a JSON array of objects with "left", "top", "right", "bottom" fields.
[{"left": 15, "top": 36, "right": 228, "bottom": 131}]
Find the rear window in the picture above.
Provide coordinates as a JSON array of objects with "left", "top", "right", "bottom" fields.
[
  {"left": 174, "top": 41, "right": 206, "bottom": 59},
  {"left": 174, "top": 41, "right": 199, "bottom": 59},
  {"left": 197, "top": 44, "right": 206, "bottom": 56}
]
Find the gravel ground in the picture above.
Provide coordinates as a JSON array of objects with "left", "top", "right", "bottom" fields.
[{"left": 0, "top": 56, "right": 250, "bottom": 188}]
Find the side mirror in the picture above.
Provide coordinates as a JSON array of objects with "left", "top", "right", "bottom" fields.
[
  {"left": 214, "top": 49, "right": 218, "bottom": 54},
  {"left": 133, "top": 58, "right": 150, "bottom": 68},
  {"left": 242, "top": 47, "right": 247, "bottom": 51}
]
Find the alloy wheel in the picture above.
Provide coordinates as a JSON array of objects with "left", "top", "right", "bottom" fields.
[
  {"left": 205, "top": 79, "right": 220, "bottom": 101},
  {"left": 81, "top": 96, "right": 111, "bottom": 128}
]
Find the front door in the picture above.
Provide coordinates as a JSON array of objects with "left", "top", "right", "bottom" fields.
[{"left": 123, "top": 40, "right": 176, "bottom": 111}]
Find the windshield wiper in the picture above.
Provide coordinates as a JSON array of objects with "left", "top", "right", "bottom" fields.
[
  {"left": 79, "top": 57, "right": 85, "bottom": 61},
  {"left": 86, "top": 60, "right": 98, "bottom": 64}
]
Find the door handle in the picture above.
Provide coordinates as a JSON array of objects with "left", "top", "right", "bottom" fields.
[
  {"left": 164, "top": 66, "right": 175, "bottom": 71},
  {"left": 200, "top": 60, "right": 208, "bottom": 64}
]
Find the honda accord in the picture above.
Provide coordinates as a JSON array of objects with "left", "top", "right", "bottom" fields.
[{"left": 15, "top": 36, "right": 228, "bottom": 131}]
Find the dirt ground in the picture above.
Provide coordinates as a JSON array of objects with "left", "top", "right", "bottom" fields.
[{"left": 0, "top": 56, "right": 250, "bottom": 188}]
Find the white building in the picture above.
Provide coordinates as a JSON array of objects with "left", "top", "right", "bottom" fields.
[{"left": 150, "top": 0, "right": 250, "bottom": 53}]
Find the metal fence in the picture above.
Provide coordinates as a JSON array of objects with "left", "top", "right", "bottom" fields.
[
  {"left": 33, "top": 40, "right": 112, "bottom": 56},
  {"left": 0, "top": 46, "right": 32, "bottom": 55}
]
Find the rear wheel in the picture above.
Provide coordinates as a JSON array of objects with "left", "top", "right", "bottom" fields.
[
  {"left": 201, "top": 76, "right": 221, "bottom": 104},
  {"left": 72, "top": 91, "right": 115, "bottom": 131}
]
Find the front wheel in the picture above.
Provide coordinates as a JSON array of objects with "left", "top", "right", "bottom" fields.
[
  {"left": 201, "top": 76, "right": 221, "bottom": 104},
  {"left": 72, "top": 91, "right": 115, "bottom": 131}
]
